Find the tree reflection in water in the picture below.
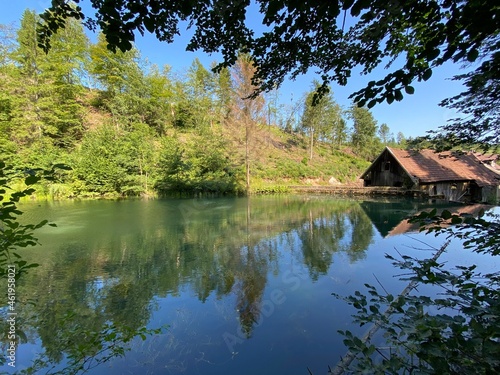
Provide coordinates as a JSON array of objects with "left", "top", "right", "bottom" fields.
[{"left": 2, "top": 196, "right": 389, "bottom": 373}]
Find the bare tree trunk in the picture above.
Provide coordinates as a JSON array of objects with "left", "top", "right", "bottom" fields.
[
  {"left": 309, "top": 127, "right": 314, "bottom": 160},
  {"left": 246, "top": 118, "right": 250, "bottom": 194}
]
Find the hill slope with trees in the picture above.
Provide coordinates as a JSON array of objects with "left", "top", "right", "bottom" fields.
[{"left": 1, "top": 10, "right": 406, "bottom": 198}]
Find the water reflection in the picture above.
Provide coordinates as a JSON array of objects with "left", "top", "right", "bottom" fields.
[
  {"left": 2, "top": 196, "right": 454, "bottom": 374},
  {"left": 360, "top": 199, "right": 489, "bottom": 237}
]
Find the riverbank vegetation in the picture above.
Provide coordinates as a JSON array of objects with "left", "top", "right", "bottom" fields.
[{"left": 0, "top": 10, "right": 408, "bottom": 199}]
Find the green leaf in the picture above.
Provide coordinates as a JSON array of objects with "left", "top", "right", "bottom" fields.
[
  {"left": 404, "top": 85, "right": 415, "bottom": 95},
  {"left": 35, "top": 220, "right": 49, "bottom": 228},
  {"left": 25, "top": 175, "right": 40, "bottom": 185},
  {"left": 467, "top": 48, "right": 478, "bottom": 62},
  {"left": 415, "top": 211, "right": 429, "bottom": 219},
  {"left": 52, "top": 163, "right": 72, "bottom": 171},
  {"left": 441, "top": 210, "right": 452, "bottom": 220},
  {"left": 427, "top": 48, "right": 440, "bottom": 61},
  {"left": 422, "top": 69, "right": 432, "bottom": 81},
  {"left": 357, "top": 99, "right": 367, "bottom": 107},
  {"left": 143, "top": 16, "right": 155, "bottom": 33}
]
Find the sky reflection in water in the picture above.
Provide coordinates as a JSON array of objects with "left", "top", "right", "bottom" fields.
[{"left": 5, "top": 196, "right": 498, "bottom": 374}]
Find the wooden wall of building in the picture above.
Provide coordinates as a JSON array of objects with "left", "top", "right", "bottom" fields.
[
  {"left": 364, "top": 152, "right": 413, "bottom": 188},
  {"left": 419, "top": 181, "right": 470, "bottom": 202}
]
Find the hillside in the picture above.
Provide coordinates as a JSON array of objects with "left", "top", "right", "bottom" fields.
[
  {"left": 4, "top": 91, "right": 372, "bottom": 199},
  {"left": 78, "top": 102, "right": 371, "bottom": 197},
  {"left": 5, "top": 87, "right": 372, "bottom": 199},
  {"left": 0, "top": 11, "right": 374, "bottom": 198},
  {"left": 217, "top": 120, "right": 370, "bottom": 192}
]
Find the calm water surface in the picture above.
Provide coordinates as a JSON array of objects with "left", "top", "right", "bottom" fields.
[{"left": 4, "top": 196, "right": 498, "bottom": 374}]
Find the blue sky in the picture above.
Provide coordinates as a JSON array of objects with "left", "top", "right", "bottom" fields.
[{"left": 2, "top": 1, "right": 469, "bottom": 139}]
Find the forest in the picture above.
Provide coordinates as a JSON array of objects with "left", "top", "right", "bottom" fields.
[
  {"left": 1, "top": 1, "right": 499, "bottom": 374},
  {"left": 0, "top": 10, "right": 406, "bottom": 198}
]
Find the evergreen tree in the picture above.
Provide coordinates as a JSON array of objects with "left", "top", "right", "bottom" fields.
[
  {"left": 10, "top": 10, "right": 46, "bottom": 144},
  {"left": 9, "top": 11, "right": 88, "bottom": 148},
  {"left": 37, "top": 17, "right": 89, "bottom": 146}
]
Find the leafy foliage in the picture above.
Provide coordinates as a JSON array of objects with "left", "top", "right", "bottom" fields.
[
  {"left": 332, "top": 209, "right": 500, "bottom": 374},
  {"left": 438, "top": 38, "right": 500, "bottom": 149},
  {"left": 156, "top": 129, "right": 242, "bottom": 195},
  {"left": 349, "top": 104, "right": 382, "bottom": 160},
  {"left": 1, "top": 10, "right": 378, "bottom": 197},
  {"left": 412, "top": 208, "right": 500, "bottom": 256},
  {"left": 0, "top": 162, "right": 60, "bottom": 279},
  {"left": 37, "top": 1, "right": 499, "bottom": 147},
  {"left": 335, "top": 253, "right": 500, "bottom": 374},
  {"left": 21, "top": 315, "right": 165, "bottom": 375},
  {"left": 301, "top": 83, "right": 345, "bottom": 159},
  {"left": 9, "top": 10, "right": 88, "bottom": 147},
  {"left": 73, "top": 124, "right": 129, "bottom": 195}
]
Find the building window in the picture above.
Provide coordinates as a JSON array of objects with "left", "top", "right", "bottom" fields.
[{"left": 384, "top": 162, "right": 391, "bottom": 171}]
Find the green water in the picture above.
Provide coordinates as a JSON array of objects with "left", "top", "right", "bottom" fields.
[{"left": 2, "top": 196, "right": 493, "bottom": 374}]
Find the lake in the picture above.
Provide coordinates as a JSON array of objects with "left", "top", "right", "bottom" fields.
[{"left": 4, "top": 196, "right": 498, "bottom": 374}]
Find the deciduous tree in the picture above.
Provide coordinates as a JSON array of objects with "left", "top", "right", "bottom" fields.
[
  {"left": 349, "top": 104, "right": 381, "bottom": 160},
  {"left": 230, "top": 54, "right": 265, "bottom": 193},
  {"left": 378, "top": 123, "right": 392, "bottom": 145},
  {"left": 37, "top": 1, "right": 500, "bottom": 147},
  {"left": 301, "top": 83, "right": 344, "bottom": 159}
]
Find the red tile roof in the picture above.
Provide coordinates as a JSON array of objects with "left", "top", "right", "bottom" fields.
[{"left": 386, "top": 147, "right": 500, "bottom": 186}]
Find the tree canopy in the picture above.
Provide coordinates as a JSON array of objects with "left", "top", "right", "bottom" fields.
[{"left": 38, "top": 0, "right": 499, "bottom": 147}]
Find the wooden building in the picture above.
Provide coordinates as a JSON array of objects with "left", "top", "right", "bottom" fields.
[{"left": 361, "top": 147, "right": 500, "bottom": 203}]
